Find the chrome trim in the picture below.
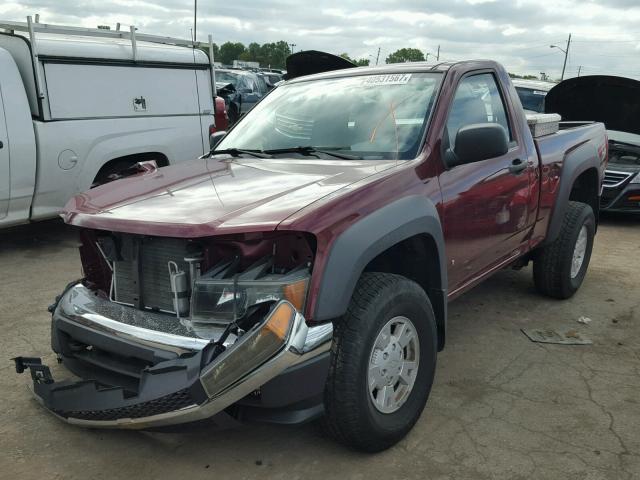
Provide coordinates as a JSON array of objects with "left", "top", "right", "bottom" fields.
[
  {"left": 57, "top": 285, "right": 212, "bottom": 354},
  {"left": 299, "top": 322, "right": 333, "bottom": 354},
  {"left": 603, "top": 169, "right": 633, "bottom": 188}
]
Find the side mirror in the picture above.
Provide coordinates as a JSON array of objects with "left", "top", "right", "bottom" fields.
[
  {"left": 448, "top": 123, "right": 509, "bottom": 168},
  {"left": 210, "top": 131, "right": 227, "bottom": 149}
]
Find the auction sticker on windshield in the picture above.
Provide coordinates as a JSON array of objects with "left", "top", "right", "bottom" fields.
[{"left": 362, "top": 74, "right": 412, "bottom": 86}]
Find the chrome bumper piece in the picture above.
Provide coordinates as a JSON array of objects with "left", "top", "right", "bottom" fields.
[{"left": 18, "top": 284, "right": 333, "bottom": 429}]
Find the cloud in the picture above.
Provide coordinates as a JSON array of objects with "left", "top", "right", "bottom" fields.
[{"left": 3, "top": 0, "right": 640, "bottom": 79}]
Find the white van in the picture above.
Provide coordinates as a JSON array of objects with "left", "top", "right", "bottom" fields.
[{"left": 0, "top": 18, "right": 218, "bottom": 228}]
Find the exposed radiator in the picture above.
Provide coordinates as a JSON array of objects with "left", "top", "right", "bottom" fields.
[{"left": 113, "top": 237, "right": 190, "bottom": 313}]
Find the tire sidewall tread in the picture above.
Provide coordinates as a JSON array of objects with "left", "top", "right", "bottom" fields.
[{"left": 323, "top": 272, "right": 437, "bottom": 452}]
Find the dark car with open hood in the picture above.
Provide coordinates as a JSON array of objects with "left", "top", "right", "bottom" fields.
[
  {"left": 14, "top": 60, "right": 607, "bottom": 452},
  {"left": 546, "top": 75, "right": 640, "bottom": 213}
]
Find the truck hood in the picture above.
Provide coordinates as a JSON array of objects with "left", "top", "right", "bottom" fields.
[
  {"left": 545, "top": 75, "right": 640, "bottom": 135},
  {"left": 63, "top": 156, "right": 397, "bottom": 237}
]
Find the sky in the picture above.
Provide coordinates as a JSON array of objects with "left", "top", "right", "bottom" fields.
[{"left": 1, "top": 0, "right": 640, "bottom": 80}]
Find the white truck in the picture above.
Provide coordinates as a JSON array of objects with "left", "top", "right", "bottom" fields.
[{"left": 0, "top": 18, "right": 219, "bottom": 228}]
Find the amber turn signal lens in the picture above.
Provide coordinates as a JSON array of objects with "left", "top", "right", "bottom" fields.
[
  {"left": 282, "top": 279, "right": 309, "bottom": 311},
  {"left": 628, "top": 195, "right": 640, "bottom": 202},
  {"left": 264, "top": 302, "right": 295, "bottom": 340}
]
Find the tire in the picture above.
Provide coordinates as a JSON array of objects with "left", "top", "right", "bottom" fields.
[
  {"left": 533, "top": 201, "right": 595, "bottom": 299},
  {"left": 322, "top": 272, "right": 437, "bottom": 452}
]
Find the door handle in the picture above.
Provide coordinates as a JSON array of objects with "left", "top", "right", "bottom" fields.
[{"left": 508, "top": 158, "right": 527, "bottom": 174}]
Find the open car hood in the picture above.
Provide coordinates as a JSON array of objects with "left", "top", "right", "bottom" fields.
[
  {"left": 545, "top": 75, "right": 640, "bottom": 136},
  {"left": 284, "top": 50, "right": 356, "bottom": 80}
]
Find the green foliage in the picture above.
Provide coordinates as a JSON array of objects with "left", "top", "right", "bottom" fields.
[
  {"left": 197, "top": 42, "right": 219, "bottom": 60},
  {"left": 385, "top": 48, "right": 425, "bottom": 64},
  {"left": 339, "top": 53, "right": 369, "bottom": 66},
  {"left": 258, "top": 41, "right": 291, "bottom": 68},
  {"left": 219, "top": 41, "right": 247, "bottom": 65}
]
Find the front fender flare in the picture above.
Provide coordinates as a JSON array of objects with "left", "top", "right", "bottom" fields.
[{"left": 314, "top": 195, "right": 448, "bottom": 347}]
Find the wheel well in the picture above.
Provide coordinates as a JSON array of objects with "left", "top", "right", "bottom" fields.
[
  {"left": 569, "top": 168, "right": 599, "bottom": 224},
  {"left": 363, "top": 234, "right": 446, "bottom": 350},
  {"left": 93, "top": 152, "right": 169, "bottom": 184}
]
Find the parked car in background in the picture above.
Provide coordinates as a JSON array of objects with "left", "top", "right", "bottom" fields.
[
  {"left": 512, "top": 78, "right": 555, "bottom": 113},
  {"left": 0, "top": 18, "right": 220, "bottom": 228},
  {"left": 546, "top": 75, "right": 640, "bottom": 213},
  {"left": 260, "top": 71, "right": 283, "bottom": 90},
  {"left": 16, "top": 60, "right": 607, "bottom": 453},
  {"left": 215, "top": 68, "right": 269, "bottom": 124}
]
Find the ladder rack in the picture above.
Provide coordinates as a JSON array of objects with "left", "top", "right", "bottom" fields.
[{"left": 0, "top": 16, "right": 218, "bottom": 99}]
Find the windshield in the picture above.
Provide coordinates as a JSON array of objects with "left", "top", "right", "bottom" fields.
[
  {"left": 216, "top": 71, "right": 240, "bottom": 87},
  {"left": 217, "top": 72, "right": 442, "bottom": 160},
  {"left": 515, "top": 87, "right": 547, "bottom": 113}
]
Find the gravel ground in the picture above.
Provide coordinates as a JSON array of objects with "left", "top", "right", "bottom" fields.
[{"left": 0, "top": 216, "right": 638, "bottom": 480}]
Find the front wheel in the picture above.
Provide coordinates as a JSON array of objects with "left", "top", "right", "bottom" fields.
[
  {"left": 533, "top": 201, "right": 596, "bottom": 299},
  {"left": 322, "top": 272, "right": 437, "bottom": 452}
]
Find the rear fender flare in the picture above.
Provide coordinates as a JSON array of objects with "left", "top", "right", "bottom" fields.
[
  {"left": 314, "top": 195, "right": 448, "bottom": 345},
  {"left": 545, "top": 142, "right": 601, "bottom": 244}
]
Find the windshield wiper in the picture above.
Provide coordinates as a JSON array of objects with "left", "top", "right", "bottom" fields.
[
  {"left": 208, "top": 148, "right": 272, "bottom": 159},
  {"left": 263, "top": 146, "right": 362, "bottom": 160}
]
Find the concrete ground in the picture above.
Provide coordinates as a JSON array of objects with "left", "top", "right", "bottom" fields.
[{"left": 0, "top": 217, "right": 638, "bottom": 480}]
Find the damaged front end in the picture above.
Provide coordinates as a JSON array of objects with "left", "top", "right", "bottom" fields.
[{"left": 15, "top": 231, "right": 332, "bottom": 428}]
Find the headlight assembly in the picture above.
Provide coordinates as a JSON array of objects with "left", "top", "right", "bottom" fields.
[
  {"left": 199, "top": 301, "right": 296, "bottom": 396},
  {"left": 190, "top": 257, "right": 309, "bottom": 324}
]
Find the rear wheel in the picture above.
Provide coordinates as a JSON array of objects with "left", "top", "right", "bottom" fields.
[
  {"left": 533, "top": 201, "right": 595, "bottom": 299},
  {"left": 322, "top": 272, "right": 437, "bottom": 452}
]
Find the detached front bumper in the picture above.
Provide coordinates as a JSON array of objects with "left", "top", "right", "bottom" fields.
[{"left": 15, "top": 284, "right": 332, "bottom": 429}]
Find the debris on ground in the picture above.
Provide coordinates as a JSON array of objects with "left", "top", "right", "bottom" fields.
[
  {"left": 521, "top": 328, "right": 593, "bottom": 345},
  {"left": 577, "top": 316, "right": 592, "bottom": 324}
]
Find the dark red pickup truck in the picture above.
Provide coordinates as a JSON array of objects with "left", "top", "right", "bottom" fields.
[{"left": 15, "top": 60, "right": 607, "bottom": 452}]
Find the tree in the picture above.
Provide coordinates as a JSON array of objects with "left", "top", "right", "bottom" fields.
[
  {"left": 259, "top": 41, "right": 291, "bottom": 69},
  {"left": 219, "top": 42, "right": 246, "bottom": 65},
  {"left": 339, "top": 53, "right": 368, "bottom": 66},
  {"left": 199, "top": 42, "right": 219, "bottom": 61},
  {"left": 239, "top": 42, "right": 262, "bottom": 63},
  {"left": 385, "top": 48, "right": 425, "bottom": 64}
]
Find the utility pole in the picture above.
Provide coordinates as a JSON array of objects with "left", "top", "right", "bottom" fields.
[
  {"left": 193, "top": 0, "right": 197, "bottom": 43},
  {"left": 375, "top": 47, "right": 381, "bottom": 65},
  {"left": 425, "top": 52, "right": 430, "bottom": 62},
  {"left": 436, "top": 45, "right": 440, "bottom": 61},
  {"left": 550, "top": 33, "right": 571, "bottom": 81},
  {"left": 561, "top": 33, "right": 571, "bottom": 81},
  {"left": 289, "top": 43, "right": 296, "bottom": 54},
  {"left": 577, "top": 65, "right": 582, "bottom": 77}
]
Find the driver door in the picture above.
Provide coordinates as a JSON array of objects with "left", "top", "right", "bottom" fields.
[{"left": 439, "top": 72, "right": 535, "bottom": 293}]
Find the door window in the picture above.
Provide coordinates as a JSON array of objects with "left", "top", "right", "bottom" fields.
[{"left": 446, "top": 73, "right": 512, "bottom": 148}]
